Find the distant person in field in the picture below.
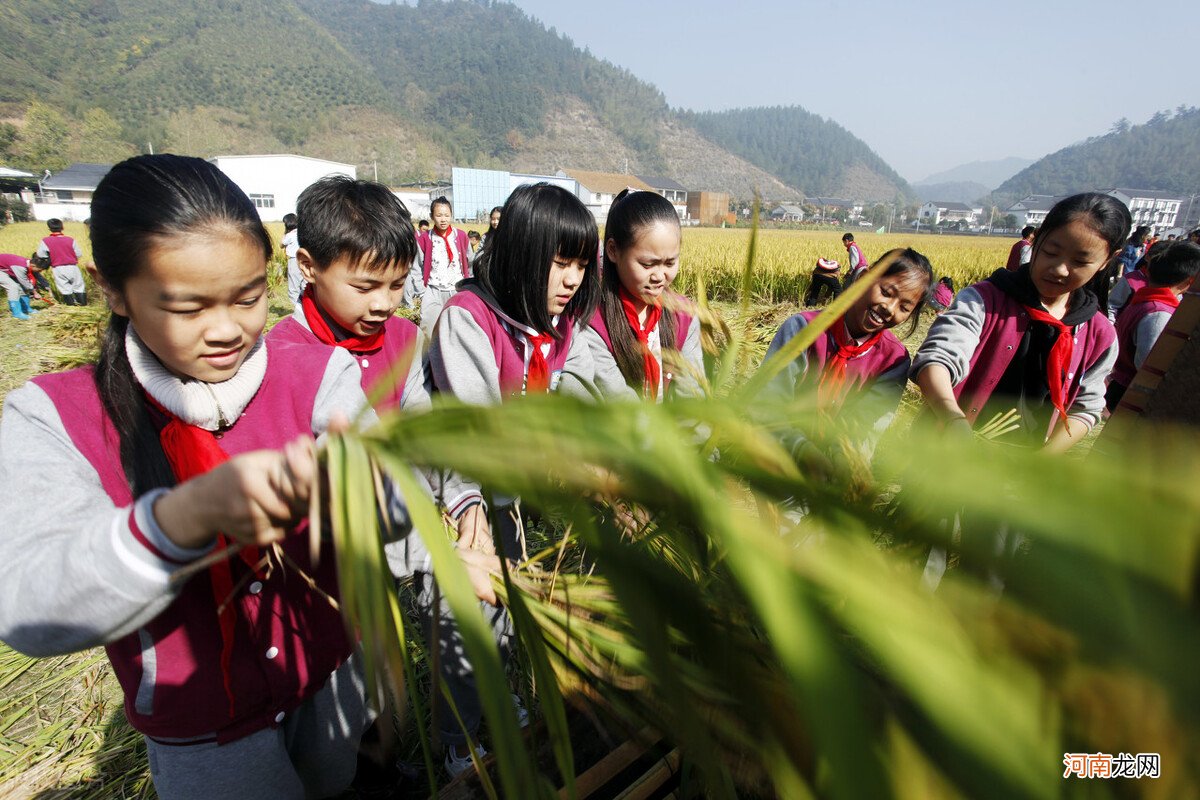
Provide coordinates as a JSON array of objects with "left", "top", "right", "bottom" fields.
[
  {"left": 417, "top": 219, "right": 430, "bottom": 233},
  {"left": 1006, "top": 225, "right": 1037, "bottom": 270},
  {"left": 0, "top": 254, "right": 38, "bottom": 320},
  {"left": 930, "top": 276, "right": 956, "bottom": 313},
  {"left": 280, "top": 212, "right": 302, "bottom": 305},
  {"left": 804, "top": 257, "right": 842, "bottom": 305},
  {"left": 482, "top": 205, "right": 502, "bottom": 246},
  {"left": 840, "top": 232, "right": 870, "bottom": 287},
  {"left": 1117, "top": 225, "right": 1151, "bottom": 274},
  {"left": 913, "top": 192, "right": 1126, "bottom": 451},
  {"left": 414, "top": 196, "right": 472, "bottom": 337},
  {"left": 36, "top": 218, "right": 87, "bottom": 305},
  {"left": 1107, "top": 242, "right": 1162, "bottom": 323},
  {"left": 1105, "top": 240, "right": 1200, "bottom": 411},
  {"left": 1189, "top": 228, "right": 1200, "bottom": 245},
  {"left": 467, "top": 229, "right": 482, "bottom": 262}
]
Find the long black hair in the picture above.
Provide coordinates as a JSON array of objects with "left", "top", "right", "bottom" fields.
[
  {"left": 475, "top": 183, "right": 599, "bottom": 336},
  {"left": 1033, "top": 193, "right": 1132, "bottom": 315},
  {"left": 90, "top": 154, "right": 272, "bottom": 496},
  {"left": 600, "top": 190, "right": 682, "bottom": 393}
]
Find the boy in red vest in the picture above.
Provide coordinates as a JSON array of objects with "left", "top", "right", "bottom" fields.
[
  {"left": 1105, "top": 240, "right": 1200, "bottom": 411},
  {"left": 36, "top": 218, "right": 88, "bottom": 306},
  {"left": 415, "top": 196, "right": 471, "bottom": 337}
]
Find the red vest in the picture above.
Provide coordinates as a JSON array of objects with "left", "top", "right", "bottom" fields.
[
  {"left": 791, "top": 310, "right": 909, "bottom": 392},
  {"left": 442, "top": 289, "right": 575, "bottom": 398},
  {"left": 1005, "top": 239, "right": 1029, "bottom": 271},
  {"left": 267, "top": 314, "right": 419, "bottom": 413},
  {"left": 30, "top": 340, "right": 351, "bottom": 743},
  {"left": 419, "top": 228, "right": 471, "bottom": 285},
  {"left": 42, "top": 233, "right": 78, "bottom": 267},
  {"left": 1111, "top": 298, "right": 1175, "bottom": 387}
]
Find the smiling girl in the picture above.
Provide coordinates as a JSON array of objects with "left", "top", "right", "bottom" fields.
[
  {"left": 762, "top": 248, "right": 933, "bottom": 460},
  {"left": 912, "top": 193, "right": 1129, "bottom": 451},
  {"left": 0, "top": 155, "right": 498, "bottom": 799},
  {"left": 583, "top": 190, "right": 704, "bottom": 401}
]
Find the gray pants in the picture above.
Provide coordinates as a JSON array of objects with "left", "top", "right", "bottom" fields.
[
  {"left": 287, "top": 258, "right": 305, "bottom": 306},
  {"left": 418, "top": 286, "right": 456, "bottom": 339},
  {"left": 51, "top": 264, "right": 85, "bottom": 295},
  {"left": 144, "top": 655, "right": 373, "bottom": 800},
  {"left": 0, "top": 272, "right": 21, "bottom": 302},
  {"left": 421, "top": 503, "right": 524, "bottom": 748}
]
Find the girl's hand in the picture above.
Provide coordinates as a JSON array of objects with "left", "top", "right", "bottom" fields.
[
  {"left": 457, "top": 547, "right": 502, "bottom": 606},
  {"left": 456, "top": 504, "right": 494, "bottom": 554},
  {"left": 153, "top": 435, "right": 318, "bottom": 550}
]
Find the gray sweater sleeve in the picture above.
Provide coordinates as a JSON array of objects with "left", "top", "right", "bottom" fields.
[
  {"left": 1108, "top": 277, "right": 1133, "bottom": 324},
  {"left": 1068, "top": 333, "right": 1118, "bottom": 430},
  {"left": 576, "top": 326, "right": 636, "bottom": 401},
  {"left": 910, "top": 286, "right": 987, "bottom": 385},
  {"left": 1134, "top": 311, "right": 1171, "bottom": 370},
  {"left": 0, "top": 384, "right": 212, "bottom": 656},
  {"left": 429, "top": 305, "right": 504, "bottom": 406},
  {"left": 670, "top": 316, "right": 706, "bottom": 399},
  {"left": 557, "top": 324, "right": 599, "bottom": 401},
  {"left": 399, "top": 327, "right": 433, "bottom": 414}
]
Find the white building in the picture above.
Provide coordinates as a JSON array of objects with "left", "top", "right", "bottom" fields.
[
  {"left": 1004, "top": 195, "right": 1061, "bottom": 229},
  {"left": 557, "top": 169, "right": 653, "bottom": 221},
  {"left": 450, "top": 168, "right": 577, "bottom": 220},
  {"left": 209, "top": 155, "right": 356, "bottom": 222},
  {"left": 390, "top": 189, "right": 432, "bottom": 222},
  {"left": 31, "top": 163, "right": 112, "bottom": 221},
  {"left": 1103, "top": 188, "right": 1185, "bottom": 237},
  {"left": 919, "top": 201, "right": 982, "bottom": 227},
  {"left": 770, "top": 203, "right": 805, "bottom": 222}
]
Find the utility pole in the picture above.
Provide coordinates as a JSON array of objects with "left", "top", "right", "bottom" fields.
[{"left": 373, "top": 160, "right": 378, "bottom": 181}]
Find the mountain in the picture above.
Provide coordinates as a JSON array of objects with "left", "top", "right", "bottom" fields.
[
  {"left": 0, "top": 0, "right": 902, "bottom": 201},
  {"left": 993, "top": 108, "right": 1200, "bottom": 204},
  {"left": 682, "top": 106, "right": 913, "bottom": 202},
  {"left": 912, "top": 181, "right": 991, "bottom": 205},
  {"left": 916, "top": 157, "right": 1034, "bottom": 191}
]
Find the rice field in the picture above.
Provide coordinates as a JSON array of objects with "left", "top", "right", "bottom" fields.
[{"left": 677, "top": 227, "right": 1010, "bottom": 303}]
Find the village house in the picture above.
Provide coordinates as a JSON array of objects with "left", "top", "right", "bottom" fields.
[
  {"left": 30, "top": 163, "right": 112, "bottom": 222},
  {"left": 636, "top": 175, "right": 689, "bottom": 219},
  {"left": 919, "top": 201, "right": 983, "bottom": 227},
  {"left": 1004, "top": 194, "right": 1061, "bottom": 229},
  {"left": 770, "top": 203, "right": 806, "bottom": 222},
  {"left": 1103, "top": 188, "right": 1186, "bottom": 237},
  {"left": 209, "top": 154, "right": 356, "bottom": 222},
  {"left": 557, "top": 169, "right": 652, "bottom": 221}
]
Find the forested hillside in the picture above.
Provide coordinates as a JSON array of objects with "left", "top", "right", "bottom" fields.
[
  {"left": 993, "top": 107, "right": 1200, "bottom": 203},
  {"left": 0, "top": 0, "right": 905, "bottom": 200},
  {"left": 682, "top": 106, "right": 914, "bottom": 202}
]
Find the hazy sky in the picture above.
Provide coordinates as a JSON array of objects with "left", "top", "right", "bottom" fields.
[{"left": 497, "top": 0, "right": 1199, "bottom": 182}]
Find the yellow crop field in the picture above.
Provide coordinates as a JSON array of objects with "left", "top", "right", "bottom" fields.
[
  {"left": 0, "top": 221, "right": 93, "bottom": 263},
  {"left": 677, "top": 227, "right": 1013, "bottom": 303}
]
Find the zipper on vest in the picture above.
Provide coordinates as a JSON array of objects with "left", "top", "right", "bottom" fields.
[{"left": 202, "top": 383, "right": 231, "bottom": 429}]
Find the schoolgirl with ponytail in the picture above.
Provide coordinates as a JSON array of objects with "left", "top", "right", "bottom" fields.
[
  {"left": 0, "top": 154, "right": 496, "bottom": 799},
  {"left": 912, "top": 192, "right": 1127, "bottom": 451},
  {"left": 582, "top": 189, "right": 705, "bottom": 401}
]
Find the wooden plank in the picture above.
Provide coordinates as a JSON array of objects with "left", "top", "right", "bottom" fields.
[
  {"left": 562, "top": 727, "right": 663, "bottom": 800},
  {"left": 612, "top": 748, "right": 682, "bottom": 800}
]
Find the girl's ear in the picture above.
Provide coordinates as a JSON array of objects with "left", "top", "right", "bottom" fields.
[
  {"left": 604, "top": 238, "right": 618, "bottom": 265},
  {"left": 89, "top": 265, "right": 128, "bottom": 317}
]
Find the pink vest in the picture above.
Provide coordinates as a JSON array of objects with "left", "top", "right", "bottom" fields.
[
  {"left": 30, "top": 340, "right": 351, "bottom": 743},
  {"left": 443, "top": 290, "right": 574, "bottom": 398},
  {"left": 1005, "top": 239, "right": 1027, "bottom": 271},
  {"left": 0, "top": 253, "right": 27, "bottom": 277},
  {"left": 267, "top": 314, "right": 418, "bottom": 413},
  {"left": 42, "top": 234, "right": 78, "bottom": 266},
  {"left": 419, "top": 228, "right": 471, "bottom": 284},
  {"left": 934, "top": 283, "right": 954, "bottom": 307},
  {"left": 794, "top": 310, "right": 909, "bottom": 394},
  {"left": 954, "top": 282, "right": 1116, "bottom": 425},
  {"left": 1111, "top": 299, "right": 1174, "bottom": 387},
  {"left": 586, "top": 297, "right": 694, "bottom": 394}
]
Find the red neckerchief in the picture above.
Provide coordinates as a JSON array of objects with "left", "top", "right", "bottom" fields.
[
  {"left": 525, "top": 333, "right": 555, "bottom": 393},
  {"left": 817, "top": 319, "right": 883, "bottom": 409},
  {"left": 1128, "top": 285, "right": 1181, "bottom": 310},
  {"left": 146, "top": 396, "right": 263, "bottom": 720},
  {"left": 435, "top": 226, "right": 457, "bottom": 269},
  {"left": 300, "top": 285, "right": 385, "bottom": 352},
  {"left": 1021, "top": 305, "right": 1074, "bottom": 433},
  {"left": 618, "top": 285, "right": 664, "bottom": 399}
]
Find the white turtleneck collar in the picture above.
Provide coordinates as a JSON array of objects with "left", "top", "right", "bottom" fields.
[{"left": 125, "top": 325, "right": 268, "bottom": 431}]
